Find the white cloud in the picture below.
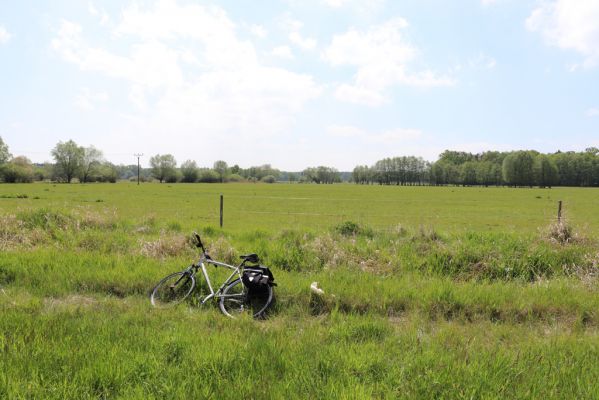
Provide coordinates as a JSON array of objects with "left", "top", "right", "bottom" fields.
[
  {"left": 52, "top": 1, "right": 322, "bottom": 145},
  {"left": 587, "top": 107, "right": 599, "bottom": 117},
  {"left": 75, "top": 88, "right": 109, "bottom": 111},
  {"left": 88, "top": 2, "right": 110, "bottom": 25},
  {"left": 289, "top": 31, "right": 317, "bottom": 50},
  {"left": 324, "top": 18, "right": 455, "bottom": 106},
  {"left": 0, "top": 25, "right": 12, "bottom": 44},
  {"left": 278, "top": 14, "right": 304, "bottom": 32},
  {"left": 371, "top": 128, "right": 422, "bottom": 143},
  {"left": 469, "top": 53, "right": 496, "bottom": 69},
  {"left": 249, "top": 24, "right": 268, "bottom": 38},
  {"left": 327, "top": 124, "right": 422, "bottom": 143},
  {"left": 323, "top": 0, "right": 349, "bottom": 7},
  {"left": 322, "top": 0, "right": 386, "bottom": 16},
  {"left": 334, "top": 84, "right": 387, "bottom": 107},
  {"left": 327, "top": 124, "right": 364, "bottom": 137},
  {"left": 526, "top": 0, "right": 599, "bottom": 69},
  {"left": 271, "top": 45, "right": 294, "bottom": 59},
  {"left": 277, "top": 14, "right": 317, "bottom": 51}
]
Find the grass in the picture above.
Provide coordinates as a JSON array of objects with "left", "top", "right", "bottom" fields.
[{"left": 1, "top": 182, "right": 599, "bottom": 398}]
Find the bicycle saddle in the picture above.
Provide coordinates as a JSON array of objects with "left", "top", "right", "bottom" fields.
[{"left": 240, "top": 253, "right": 259, "bottom": 263}]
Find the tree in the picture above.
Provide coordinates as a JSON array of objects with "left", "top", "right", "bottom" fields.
[
  {"left": 261, "top": 175, "right": 276, "bottom": 183},
  {"left": 180, "top": 160, "right": 199, "bottom": 183},
  {"left": 0, "top": 136, "right": 11, "bottom": 165},
  {"left": 149, "top": 154, "right": 177, "bottom": 183},
  {"left": 198, "top": 168, "right": 220, "bottom": 183},
  {"left": 52, "top": 140, "right": 84, "bottom": 183},
  {"left": 0, "top": 156, "right": 34, "bottom": 183},
  {"left": 79, "top": 146, "right": 104, "bottom": 183},
  {"left": 460, "top": 162, "right": 478, "bottom": 186},
  {"left": 534, "top": 154, "right": 559, "bottom": 188},
  {"left": 213, "top": 160, "right": 229, "bottom": 183},
  {"left": 502, "top": 151, "right": 536, "bottom": 187}
]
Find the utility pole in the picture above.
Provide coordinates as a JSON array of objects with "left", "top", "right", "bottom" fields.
[{"left": 134, "top": 154, "right": 143, "bottom": 185}]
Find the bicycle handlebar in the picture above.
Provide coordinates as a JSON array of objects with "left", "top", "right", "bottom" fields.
[{"left": 193, "top": 231, "right": 207, "bottom": 254}]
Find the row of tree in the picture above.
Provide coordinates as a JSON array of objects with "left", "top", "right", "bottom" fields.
[
  {"left": 353, "top": 149, "right": 599, "bottom": 187},
  {"left": 0, "top": 138, "right": 119, "bottom": 183},
  {"left": 0, "top": 137, "right": 342, "bottom": 184},
  {"left": 3, "top": 136, "right": 599, "bottom": 187}
]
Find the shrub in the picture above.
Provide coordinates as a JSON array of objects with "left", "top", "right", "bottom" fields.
[
  {"left": 335, "top": 221, "right": 361, "bottom": 236},
  {"left": 261, "top": 175, "right": 276, "bottom": 183},
  {"left": 228, "top": 173, "right": 244, "bottom": 182},
  {"left": 198, "top": 169, "right": 220, "bottom": 183},
  {"left": 0, "top": 157, "right": 34, "bottom": 183}
]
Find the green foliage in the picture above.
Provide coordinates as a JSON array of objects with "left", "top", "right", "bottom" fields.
[
  {"left": 335, "top": 221, "right": 362, "bottom": 236},
  {"left": 228, "top": 173, "right": 244, "bottom": 182},
  {"left": 213, "top": 160, "right": 229, "bottom": 183},
  {"left": 79, "top": 146, "right": 104, "bottom": 183},
  {"left": 198, "top": 168, "right": 220, "bottom": 183},
  {"left": 261, "top": 175, "right": 276, "bottom": 183},
  {"left": 534, "top": 154, "right": 559, "bottom": 187},
  {"left": 302, "top": 166, "right": 341, "bottom": 184},
  {"left": 0, "top": 135, "right": 11, "bottom": 164},
  {"left": 180, "top": 160, "right": 199, "bottom": 183},
  {"left": 51, "top": 140, "right": 85, "bottom": 183},
  {"left": 0, "top": 156, "right": 34, "bottom": 183},
  {"left": 149, "top": 154, "right": 177, "bottom": 183}
]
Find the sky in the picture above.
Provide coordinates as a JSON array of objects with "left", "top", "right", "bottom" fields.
[{"left": 0, "top": 0, "right": 598, "bottom": 170}]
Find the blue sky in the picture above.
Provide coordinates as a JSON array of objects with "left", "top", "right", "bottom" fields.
[{"left": 0, "top": 0, "right": 598, "bottom": 170}]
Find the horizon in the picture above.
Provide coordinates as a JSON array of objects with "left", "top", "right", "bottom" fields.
[{"left": 1, "top": 0, "right": 598, "bottom": 170}]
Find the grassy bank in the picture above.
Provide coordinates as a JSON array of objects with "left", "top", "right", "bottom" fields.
[{"left": 1, "top": 183, "right": 598, "bottom": 398}]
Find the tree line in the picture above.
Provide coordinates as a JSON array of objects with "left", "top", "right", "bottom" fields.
[
  {"left": 353, "top": 149, "right": 599, "bottom": 187},
  {"left": 0, "top": 137, "right": 343, "bottom": 184},
  {"left": 2, "top": 136, "right": 599, "bottom": 187}
]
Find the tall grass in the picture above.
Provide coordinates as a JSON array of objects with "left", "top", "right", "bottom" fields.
[{"left": 1, "top": 184, "right": 599, "bottom": 398}]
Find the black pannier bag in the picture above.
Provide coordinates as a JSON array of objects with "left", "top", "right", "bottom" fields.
[{"left": 242, "top": 266, "right": 276, "bottom": 291}]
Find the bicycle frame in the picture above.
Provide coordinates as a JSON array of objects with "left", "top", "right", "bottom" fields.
[{"left": 191, "top": 255, "right": 245, "bottom": 305}]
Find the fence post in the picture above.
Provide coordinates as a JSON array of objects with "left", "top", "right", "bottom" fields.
[
  {"left": 557, "top": 200, "right": 562, "bottom": 224},
  {"left": 220, "top": 194, "right": 224, "bottom": 228}
]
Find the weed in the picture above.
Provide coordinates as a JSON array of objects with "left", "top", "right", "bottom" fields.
[
  {"left": 545, "top": 221, "right": 577, "bottom": 244},
  {"left": 139, "top": 235, "right": 191, "bottom": 259}
]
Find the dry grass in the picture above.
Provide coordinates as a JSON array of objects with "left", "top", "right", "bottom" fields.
[
  {"left": 139, "top": 234, "right": 191, "bottom": 259},
  {"left": 0, "top": 215, "right": 46, "bottom": 250},
  {"left": 545, "top": 221, "right": 577, "bottom": 244},
  {"left": 207, "top": 236, "right": 238, "bottom": 265}
]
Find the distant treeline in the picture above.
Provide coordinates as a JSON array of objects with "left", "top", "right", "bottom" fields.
[
  {"left": 353, "top": 149, "right": 599, "bottom": 187},
  {"left": 1, "top": 136, "right": 599, "bottom": 187},
  {"left": 0, "top": 137, "right": 343, "bottom": 184}
]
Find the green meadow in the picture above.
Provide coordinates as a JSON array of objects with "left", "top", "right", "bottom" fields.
[{"left": 1, "top": 182, "right": 599, "bottom": 399}]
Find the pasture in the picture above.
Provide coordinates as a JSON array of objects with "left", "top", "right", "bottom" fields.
[{"left": 1, "top": 183, "right": 599, "bottom": 399}]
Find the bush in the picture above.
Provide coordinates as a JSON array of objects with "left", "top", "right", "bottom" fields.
[
  {"left": 335, "top": 221, "right": 361, "bottom": 236},
  {"left": 0, "top": 157, "right": 34, "bottom": 183},
  {"left": 198, "top": 169, "right": 220, "bottom": 183},
  {"left": 261, "top": 175, "right": 276, "bottom": 184},
  {"left": 228, "top": 173, "right": 244, "bottom": 182}
]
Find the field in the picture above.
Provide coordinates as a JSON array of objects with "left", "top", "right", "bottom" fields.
[{"left": 1, "top": 182, "right": 599, "bottom": 399}]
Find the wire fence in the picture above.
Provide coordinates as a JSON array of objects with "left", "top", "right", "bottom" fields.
[{"left": 196, "top": 194, "right": 596, "bottom": 233}]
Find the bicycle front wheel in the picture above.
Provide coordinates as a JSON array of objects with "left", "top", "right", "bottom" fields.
[
  {"left": 150, "top": 271, "right": 196, "bottom": 307},
  {"left": 219, "top": 279, "right": 273, "bottom": 318}
]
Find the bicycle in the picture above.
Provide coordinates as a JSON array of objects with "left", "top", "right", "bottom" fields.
[{"left": 150, "top": 232, "right": 275, "bottom": 318}]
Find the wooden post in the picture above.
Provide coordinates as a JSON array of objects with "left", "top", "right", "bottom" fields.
[
  {"left": 220, "top": 194, "right": 224, "bottom": 228},
  {"left": 557, "top": 200, "right": 562, "bottom": 224}
]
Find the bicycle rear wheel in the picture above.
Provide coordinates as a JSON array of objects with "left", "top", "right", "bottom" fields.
[
  {"left": 219, "top": 278, "right": 273, "bottom": 318},
  {"left": 150, "top": 271, "right": 196, "bottom": 307}
]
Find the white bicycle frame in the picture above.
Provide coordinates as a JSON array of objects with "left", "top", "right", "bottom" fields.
[{"left": 193, "top": 255, "right": 245, "bottom": 304}]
